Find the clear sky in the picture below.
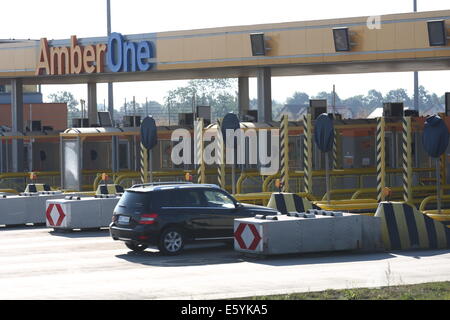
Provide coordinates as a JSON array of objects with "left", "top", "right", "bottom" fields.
[{"left": 2, "top": 0, "right": 450, "bottom": 107}]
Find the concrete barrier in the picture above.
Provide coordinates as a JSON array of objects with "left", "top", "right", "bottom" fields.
[
  {"left": 267, "top": 193, "right": 313, "bottom": 214},
  {"left": 234, "top": 212, "right": 382, "bottom": 255},
  {"left": 375, "top": 202, "right": 450, "bottom": 250},
  {"left": 46, "top": 194, "right": 120, "bottom": 231},
  {"left": 0, "top": 190, "right": 66, "bottom": 226}
]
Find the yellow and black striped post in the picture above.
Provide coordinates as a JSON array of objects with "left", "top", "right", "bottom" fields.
[
  {"left": 376, "top": 117, "right": 386, "bottom": 202},
  {"left": 280, "top": 114, "right": 290, "bottom": 192},
  {"left": 332, "top": 128, "right": 341, "bottom": 170},
  {"left": 216, "top": 118, "right": 226, "bottom": 189},
  {"left": 140, "top": 142, "right": 148, "bottom": 184},
  {"left": 401, "top": 116, "right": 413, "bottom": 204},
  {"left": 195, "top": 118, "right": 206, "bottom": 184},
  {"left": 303, "top": 113, "right": 313, "bottom": 195}
]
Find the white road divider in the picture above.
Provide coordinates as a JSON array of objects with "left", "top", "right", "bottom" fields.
[
  {"left": 234, "top": 211, "right": 382, "bottom": 256},
  {"left": 46, "top": 194, "right": 120, "bottom": 231},
  {"left": 0, "top": 188, "right": 66, "bottom": 226}
]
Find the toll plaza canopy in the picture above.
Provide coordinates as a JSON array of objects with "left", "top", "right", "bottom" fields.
[
  {"left": 0, "top": 9, "right": 449, "bottom": 85},
  {"left": 2, "top": 9, "right": 450, "bottom": 173}
]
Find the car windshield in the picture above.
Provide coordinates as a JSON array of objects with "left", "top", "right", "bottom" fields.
[{"left": 204, "top": 190, "right": 235, "bottom": 208}]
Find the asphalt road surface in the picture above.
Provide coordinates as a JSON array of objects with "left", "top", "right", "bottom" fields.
[{"left": 1, "top": 225, "right": 449, "bottom": 300}]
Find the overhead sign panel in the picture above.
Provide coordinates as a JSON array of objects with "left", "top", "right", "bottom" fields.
[
  {"left": 35, "top": 36, "right": 107, "bottom": 75},
  {"left": 35, "top": 33, "right": 155, "bottom": 76},
  {"left": 107, "top": 32, "right": 154, "bottom": 72}
]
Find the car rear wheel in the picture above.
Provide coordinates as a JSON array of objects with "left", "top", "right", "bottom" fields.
[
  {"left": 125, "top": 242, "right": 148, "bottom": 252},
  {"left": 158, "top": 227, "right": 185, "bottom": 255}
]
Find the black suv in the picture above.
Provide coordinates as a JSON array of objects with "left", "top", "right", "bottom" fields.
[{"left": 109, "top": 182, "right": 278, "bottom": 255}]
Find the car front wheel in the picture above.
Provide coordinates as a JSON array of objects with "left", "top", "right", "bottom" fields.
[{"left": 158, "top": 228, "right": 185, "bottom": 255}]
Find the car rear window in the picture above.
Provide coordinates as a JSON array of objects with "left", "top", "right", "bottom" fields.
[{"left": 116, "top": 191, "right": 153, "bottom": 214}]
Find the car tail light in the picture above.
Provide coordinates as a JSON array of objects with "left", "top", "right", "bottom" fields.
[{"left": 139, "top": 213, "right": 158, "bottom": 225}]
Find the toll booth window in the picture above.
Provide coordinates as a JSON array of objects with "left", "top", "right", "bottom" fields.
[
  {"left": 118, "top": 143, "right": 129, "bottom": 169},
  {"left": 161, "top": 139, "right": 194, "bottom": 170},
  {"left": 244, "top": 136, "right": 258, "bottom": 169},
  {"left": 161, "top": 141, "right": 174, "bottom": 169},
  {"left": 288, "top": 137, "right": 300, "bottom": 169}
]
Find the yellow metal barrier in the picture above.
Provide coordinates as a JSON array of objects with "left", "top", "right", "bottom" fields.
[
  {"left": 0, "top": 188, "right": 19, "bottom": 194},
  {"left": 315, "top": 199, "right": 377, "bottom": 205},
  {"left": 0, "top": 171, "right": 60, "bottom": 180},
  {"left": 0, "top": 170, "right": 124, "bottom": 192},
  {"left": 265, "top": 167, "right": 437, "bottom": 199},
  {"left": 114, "top": 171, "right": 190, "bottom": 186},
  {"left": 262, "top": 171, "right": 304, "bottom": 192},
  {"left": 112, "top": 168, "right": 259, "bottom": 192},
  {"left": 322, "top": 188, "right": 370, "bottom": 201},
  {"left": 234, "top": 191, "right": 315, "bottom": 206},
  {"left": 313, "top": 200, "right": 378, "bottom": 216},
  {"left": 419, "top": 194, "right": 450, "bottom": 212},
  {"left": 0, "top": 171, "right": 60, "bottom": 192},
  {"left": 236, "top": 171, "right": 264, "bottom": 194},
  {"left": 92, "top": 170, "right": 138, "bottom": 191},
  {"left": 234, "top": 192, "right": 273, "bottom": 206},
  {"left": 353, "top": 185, "right": 450, "bottom": 203}
]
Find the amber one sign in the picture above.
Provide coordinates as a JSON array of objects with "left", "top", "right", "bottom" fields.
[
  {"left": 35, "top": 33, "right": 155, "bottom": 76},
  {"left": 35, "top": 35, "right": 107, "bottom": 75}
]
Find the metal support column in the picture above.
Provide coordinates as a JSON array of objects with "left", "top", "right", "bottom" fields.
[
  {"left": 107, "top": 0, "right": 118, "bottom": 174},
  {"left": 238, "top": 77, "right": 249, "bottom": 119},
  {"left": 401, "top": 116, "right": 413, "bottom": 203},
  {"left": 11, "top": 78, "right": 24, "bottom": 172},
  {"left": 87, "top": 82, "right": 98, "bottom": 126},
  {"left": 303, "top": 113, "right": 313, "bottom": 195},
  {"left": 414, "top": 72, "right": 419, "bottom": 111},
  {"left": 376, "top": 117, "right": 386, "bottom": 202},
  {"left": 413, "top": 0, "right": 419, "bottom": 112},
  {"left": 280, "top": 115, "right": 289, "bottom": 192},
  {"left": 257, "top": 68, "right": 272, "bottom": 122}
]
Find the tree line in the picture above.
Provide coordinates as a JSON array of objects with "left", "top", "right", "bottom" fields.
[{"left": 48, "top": 79, "right": 447, "bottom": 126}]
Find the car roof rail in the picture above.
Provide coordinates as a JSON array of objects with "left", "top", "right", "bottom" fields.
[{"left": 130, "top": 181, "right": 194, "bottom": 188}]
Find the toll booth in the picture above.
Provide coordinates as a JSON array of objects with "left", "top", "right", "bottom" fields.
[
  {"left": 60, "top": 127, "right": 140, "bottom": 191},
  {"left": 0, "top": 131, "right": 61, "bottom": 192},
  {"left": 59, "top": 125, "right": 195, "bottom": 191},
  {"left": 0, "top": 131, "right": 61, "bottom": 174},
  {"left": 293, "top": 115, "right": 449, "bottom": 202}
]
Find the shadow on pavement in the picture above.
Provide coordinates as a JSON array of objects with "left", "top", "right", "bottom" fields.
[
  {"left": 245, "top": 250, "right": 397, "bottom": 267},
  {"left": 115, "top": 242, "right": 404, "bottom": 268},
  {"left": 116, "top": 242, "right": 245, "bottom": 267},
  {"left": 49, "top": 228, "right": 110, "bottom": 238},
  {"left": 0, "top": 224, "right": 47, "bottom": 231}
]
